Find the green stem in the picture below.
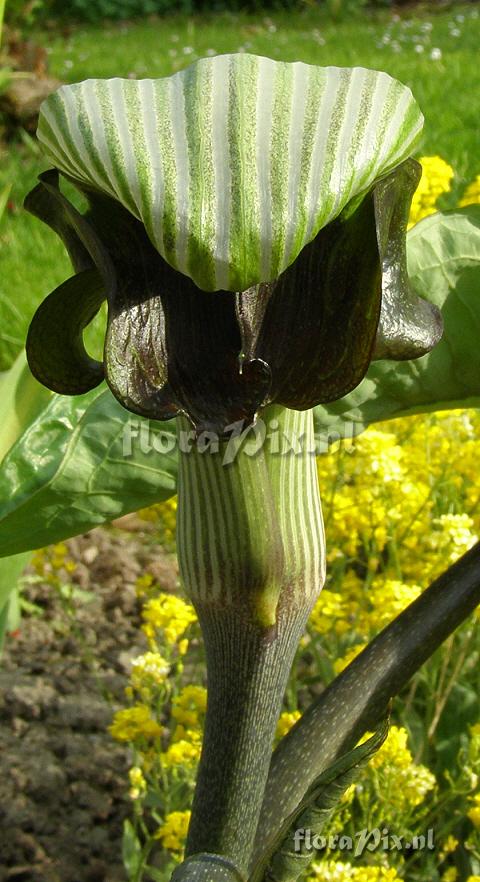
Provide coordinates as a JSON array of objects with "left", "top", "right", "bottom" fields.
[
  {"left": 174, "top": 406, "right": 325, "bottom": 877},
  {"left": 0, "top": 0, "right": 5, "bottom": 49},
  {"left": 252, "top": 541, "right": 480, "bottom": 869}
]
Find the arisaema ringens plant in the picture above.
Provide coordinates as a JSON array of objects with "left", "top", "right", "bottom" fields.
[{"left": 2, "top": 53, "right": 480, "bottom": 882}]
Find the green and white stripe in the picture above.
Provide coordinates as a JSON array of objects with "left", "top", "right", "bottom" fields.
[
  {"left": 37, "top": 54, "right": 423, "bottom": 292},
  {"left": 176, "top": 406, "right": 325, "bottom": 619}
]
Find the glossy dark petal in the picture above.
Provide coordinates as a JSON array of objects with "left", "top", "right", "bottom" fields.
[
  {"left": 237, "top": 187, "right": 382, "bottom": 409},
  {"left": 25, "top": 173, "right": 270, "bottom": 435},
  {"left": 103, "top": 233, "right": 271, "bottom": 433},
  {"left": 24, "top": 170, "right": 96, "bottom": 275},
  {"left": 26, "top": 269, "right": 105, "bottom": 394},
  {"left": 373, "top": 158, "right": 444, "bottom": 360}
]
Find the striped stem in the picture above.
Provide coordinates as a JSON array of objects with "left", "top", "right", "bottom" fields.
[{"left": 175, "top": 405, "right": 325, "bottom": 875}]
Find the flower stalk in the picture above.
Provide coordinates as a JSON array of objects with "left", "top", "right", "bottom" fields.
[
  {"left": 252, "top": 541, "right": 480, "bottom": 868},
  {"left": 175, "top": 406, "right": 325, "bottom": 875}
]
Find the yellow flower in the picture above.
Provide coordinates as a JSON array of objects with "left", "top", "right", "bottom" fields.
[
  {"left": 466, "top": 877, "right": 480, "bottom": 882},
  {"left": 128, "top": 766, "right": 147, "bottom": 800},
  {"left": 172, "top": 685, "right": 207, "bottom": 729},
  {"left": 361, "top": 725, "right": 436, "bottom": 810},
  {"left": 137, "top": 498, "right": 178, "bottom": 548},
  {"left": 458, "top": 174, "right": 480, "bottom": 207},
  {"left": 130, "top": 651, "right": 170, "bottom": 691},
  {"left": 408, "top": 155, "right": 454, "bottom": 229},
  {"left": 154, "top": 810, "right": 191, "bottom": 851},
  {"left": 361, "top": 580, "right": 422, "bottom": 633},
  {"left": 276, "top": 710, "right": 301, "bottom": 739},
  {"left": 309, "top": 590, "right": 350, "bottom": 636},
  {"left": 108, "top": 704, "right": 163, "bottom": 742},
  {"left": 442, "top": 870, "right": 458, "bottom": 882},
  {"left": 369, "top": 725, "right": 412, "bottom": 770},
  {"left": 162, "top": 737, "right": 202, "bottom": 767},
  {"left": 468, "top": 793, "right": 480, "bottom": 828},
  {"left": 439, "top": 834, "right": 459, "bottom": 860},
  {"left": 333, "top": 643, "right": 367, "bottom": 674},
  {"left": 142, "top": 592, "right": 197, "bottom": 646},
  {"left": 433, "top": 514, "right": 478, "bottom": 562},
  {"left": 135, "top": 572, "right": 155, "bottom": 597},
  {"left": 309, "top": 861, "right": 401, "bottom": 881}
]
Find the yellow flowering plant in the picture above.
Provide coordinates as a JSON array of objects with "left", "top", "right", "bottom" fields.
[
  {"left": 105, "top": 582, "right": 205, "bottom": 878},
  {"left": 2, "top": 48, "right": 480, "bottom": 882}
]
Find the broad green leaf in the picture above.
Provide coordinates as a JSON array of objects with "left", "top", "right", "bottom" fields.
[
  {"left": 0, "top": 552, "right": 30, "bottom": 612},
  {"left": 0, "top": 351, "right": 52, "bottom": 652},
  {"left": 122, "top": 820, "right": 143, "bottom": 880},
  {"left": 251, "top": 718, "right": 388, "bottom": 882},
  {"left": 37, "top": 56, "right": 422, "bottom": 291},
  {"left": 0, "top": 183, "right": 10, "bottom": 220},
  {"left": 314, "top": 206, "right": 480, "bottom": 444},
  {"left": 0, "top": 350, "right": 52, "bottom": 461},
  {"left": 0, "top": 552, "right": 26, "bottom": 657},
  {"left": 0, "top": 386, "right": 177, "bottom": 557},
  {"left": 0, "top": 553, "right": 30, "bottom": 652}
]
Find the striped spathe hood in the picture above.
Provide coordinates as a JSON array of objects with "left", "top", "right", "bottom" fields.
[
  {"left": 25, "top": 54, "right": 442, "bottom": 435},
  {"left": 36, "top": 54, "right": 423, "bottom": 293}
]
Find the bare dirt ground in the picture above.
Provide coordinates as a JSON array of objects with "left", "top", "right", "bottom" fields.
[{"left": 0, "top": 523, "right": 178, "bottom": 882}]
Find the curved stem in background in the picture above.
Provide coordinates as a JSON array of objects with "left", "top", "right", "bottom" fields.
[
  {"left": 252, "top": 542, "right": 480, "bottom": 869},
  {"left": 173, "top": 406, "right": 325, "bottom": 879}
]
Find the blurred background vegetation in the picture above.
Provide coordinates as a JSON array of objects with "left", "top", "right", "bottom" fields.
[{"left": 4, "top": 1, "right": 472, "bottom": 28}]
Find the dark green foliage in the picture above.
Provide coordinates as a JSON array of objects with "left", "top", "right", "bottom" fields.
[{"left": 5, "top": 0, "right": 452, "bottom": 27}]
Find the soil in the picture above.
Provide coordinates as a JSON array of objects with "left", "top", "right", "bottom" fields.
[{"left": 0, "top": 520, "right": 179, "bottom": 882}]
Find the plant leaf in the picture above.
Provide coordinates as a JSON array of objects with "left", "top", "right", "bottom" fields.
[
  {"left": 0, "top": 386, "right": 177, "bottom": 557},
  {"left": 251, "top": 717, "right": 389, "bottom": 882},
  {"left": 314, "top": 206, "right": 480, "bottom": 443},
  {"left": 0, "top": 352, "right": 53, "bottom": 652},
  {"left": 0, "top": 552, "right": 30, "bottom": 613},
  {"left": 0, "top": 183, "right": 11, "bottom": 220},
  {"left": 122, "top": 820, "right": 143, "bottom": 879},
  {"left": 37, "top": 56, "right": 422, "bottom": 291},
  {"left": 0, "top": 350, "right": 52, "bottom": 461},
  {"left": 0, "top": 553, "right": 30, "bottom": 653}
]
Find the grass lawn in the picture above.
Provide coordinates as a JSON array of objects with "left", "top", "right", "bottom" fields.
[{"left": 0, "top": 2, "right": 479, "bottom": 370}]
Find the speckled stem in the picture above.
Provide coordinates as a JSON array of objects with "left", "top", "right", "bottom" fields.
[
  {"left": 174, "top": 406, "right": 325, "bottom": 877},
  {"left": 252, "top": 541, "right": 480, "bottom": 869}
]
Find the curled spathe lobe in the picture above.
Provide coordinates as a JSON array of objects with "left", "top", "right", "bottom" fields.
[{"left": 25, "top": 160, "right": 442, "bottom": 436}]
